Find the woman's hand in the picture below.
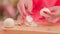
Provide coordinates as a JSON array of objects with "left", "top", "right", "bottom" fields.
[{"left": 17, "top": 0, "right": 33, "bottom": 16}]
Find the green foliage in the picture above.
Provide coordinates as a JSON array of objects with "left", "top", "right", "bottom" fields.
[
  {"left": 0, "top": 0, "right": 3, "bottom": 3},
  {"left": 0, "top": 16, "right": 4, "bottom": 21}
]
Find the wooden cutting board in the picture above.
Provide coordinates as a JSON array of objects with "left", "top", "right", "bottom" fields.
[{"left": 1, "top": 24, "right": 60, "bottom": 34}]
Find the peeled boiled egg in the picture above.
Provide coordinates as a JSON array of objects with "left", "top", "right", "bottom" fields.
[
  {"left": 26, "top": 15, "right": 37, "bottom": 26},
  {"left": 3, "top": 18, "right": 15, "bottom": 28},
  {"left": 26, "top": 15, "right": 33, "bottom": 23}
]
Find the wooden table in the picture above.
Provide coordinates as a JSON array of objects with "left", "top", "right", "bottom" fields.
[{"left": 0, "top": 24, "right": 60, "bottom": 34}]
